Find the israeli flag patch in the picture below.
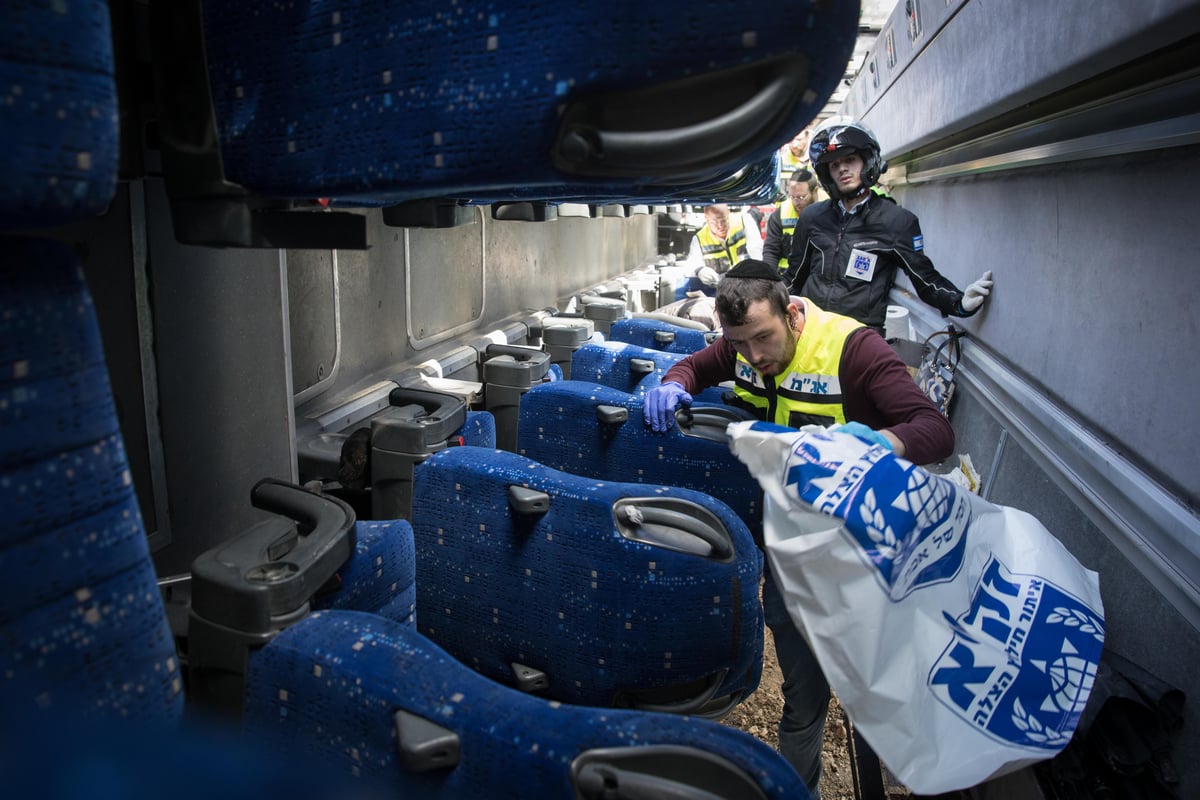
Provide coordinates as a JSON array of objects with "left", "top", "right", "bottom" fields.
[{"left": 913, "top": 234, "right": 925, "bottom": 251}]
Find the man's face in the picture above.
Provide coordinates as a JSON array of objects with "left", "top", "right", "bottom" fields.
[
  {"left": 828, "top": 152, "right": 864, "bottom": 195},
  {"left": 705, "top": 210, "right": 730, "bottom": 238},
  {"left": 788, "top": 131, "right": 810, "bottom": 157},
  {"left": 788, "top": 181, "right": 815, "bottom": 209},
  {"left": 722, "top": 299, "right": 800, "bottom": 377}
]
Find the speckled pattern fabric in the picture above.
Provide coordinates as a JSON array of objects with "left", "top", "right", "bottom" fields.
[
  {"left": 609, "top": 317, "right": 716, "bottom": 355},
  {"left": 314, "top": 519, "right": 418, "bottom": 627},
  {"left": 517, "top": 380, "right": 763, "bottom": 541},
  {"left": 457, "top": 409, "right": 496, "bottom": 447},
  {"left": 244, "top": 609, "right": 807, "bottom": 799},
  {"left": 570, "top": 340, "right": 725, "bottom": 404},
  {"left": 409, "top": 445, "right": 763, "bottom": 712},
  {"left": 1, "top": 1, "right": 118, "bottom": 230},
  {"left": 200, "top": 0, "right": 858, "bottom": 203},
  {"left": 0, "top": 239, "right": 184, "bottom": 722}
]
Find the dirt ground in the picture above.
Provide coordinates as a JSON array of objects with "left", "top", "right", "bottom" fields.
[
  {"left": 721, "top": 621, "right": 860, "bottom": 800},
  {"left": 720, "top": 580, "right": 915, "bottom": 799}
]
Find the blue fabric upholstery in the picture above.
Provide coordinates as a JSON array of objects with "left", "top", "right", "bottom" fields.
[
  {"left": 609, "top": 317, "right": 716, "bottom": 355},
  {"left": 199, "top": 0, "right": 859, "bottom": 204},
  {"left": 517, "top": 380, "right": 763, "bottom": 541},
  {"left": 244, "top": 609, "right": 806, "bottom": 799},
  {"left": 1, "top": 1, "right": 119, "bottom": 231},
  {"left": 409, "top": 445, "right": 762, "bottom": 714},
  {"left": 313, "top": 519, "right": 417, "bottom": 626},
  {"left": 456, "top": 409, "right": 496, "bottom": 447},
  {"left": 2, "top": 712, "right": 357, "bottom": 800},
  {"left": 571, "top": 340, "right": 726, "bottom": 403},
  {"left": 0, "top": 239, "right": 184, "bottom": 722}
]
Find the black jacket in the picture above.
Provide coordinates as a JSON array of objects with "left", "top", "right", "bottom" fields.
[{"left": 782, "top": 193, "right": 970, "bottom": 329}]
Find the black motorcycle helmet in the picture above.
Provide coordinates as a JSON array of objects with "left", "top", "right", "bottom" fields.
[{"left": 807, "top": 117, "right": 887, "bottom": 201}]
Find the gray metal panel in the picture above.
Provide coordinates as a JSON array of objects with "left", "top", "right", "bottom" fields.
[
  {"left": 406, "top": 209, "right": 485, "bottom": 348},
  {"left": 50, "top": 184, "right": 171, "bottom": 550},
  {"left": 296, "top": 210, "right": 656, "bottom": 418},
  {"left": 846, "top": 0, "right": 1200, "bottom": 157},
  {"left": 892, "top": 151, "right": 1200, "bottom": 507},
  {"left": 143, "top": 179, "right": 297, "bottom": 576},
  {"left": 287, "top": 248, "right": 339, "bottom": 397},
  {"left": 987, "top": 436, "right": 1200, "bottom": 795}
]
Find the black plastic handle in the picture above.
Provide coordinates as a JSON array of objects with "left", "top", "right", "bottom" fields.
[
  {"left": 189, "top": 478, "right": 356, "bottom": 631},
  {"left": 614, "top": 498, "right": 733, "bottom": 561},
  {"left": 624, "top": 670, "right": 725, "bottom": 717},
  {"left": 554, "top": 55, "right": 809, "bottom": 178},
  {"left": 675, "top": 405, "right": 751, "bottom": 443},
  {"left": 571, "top": 744, "right": 767, "bottom": 800},
  {"left": 378, "top": 387, "right": 468, "bottom": 452},
  {"left": 484, "top": 342, "right": 548, "bottom": 362}
]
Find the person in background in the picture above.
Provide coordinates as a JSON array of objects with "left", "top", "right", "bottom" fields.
[
  {"left": 762, "top": 168, "right": 819, "bottom": 271},
  {"left": 779, "top": 128, "right": 813, "bottom": 188},
  {"left": 683, "top": 203, "right": 764, "bottom": 293},
  {"left": 785, "top": 117, "right": 993, "bottom": 333},
  {"left": 642, "top": 259, "right": 954, "bottom": 798}
]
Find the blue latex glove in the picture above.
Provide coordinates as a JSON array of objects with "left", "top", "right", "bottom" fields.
[
  {"left": 832, "top": 421, "right": 893, "bottom": 451},
  {"left": 644, "top": 381, "right": 693, "bottom": 432}
]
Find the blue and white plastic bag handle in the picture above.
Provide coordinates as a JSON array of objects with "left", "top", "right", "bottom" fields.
[{"left": 727, "top": 421, "right": 1105, "bottom": 794}]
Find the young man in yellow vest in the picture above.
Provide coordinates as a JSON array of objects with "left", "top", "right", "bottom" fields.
[
  {"left": 684, "top": 204, "right": 764, "bottom": 291},
  {"left": 763, "top": 168, "right": 819, "bottom": 271},
  {"left": 643, "top": 259, "right": 953, "bottom": 798},
  {"left": 779, "top": 128, "right": 813, "bottom": 186}
]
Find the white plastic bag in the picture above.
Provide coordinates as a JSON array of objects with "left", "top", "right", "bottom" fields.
[{"left": 728, "top": 421, "right": 1105, "bottom": 794}]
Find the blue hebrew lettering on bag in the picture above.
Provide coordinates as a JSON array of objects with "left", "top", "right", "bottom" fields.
[
  {"left": 783, "top": 431, "right": 969, "bottom": 599},
  {"left": 929, "top": 556, "right": 1104, "bottom": 750}
]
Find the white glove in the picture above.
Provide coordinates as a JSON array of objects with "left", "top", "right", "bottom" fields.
[
  {"left": 960, "top": 270, "right": 993, "bottom": 312},
  {"left": 696, "top": 266, "right": 721, "bottom": 287}
]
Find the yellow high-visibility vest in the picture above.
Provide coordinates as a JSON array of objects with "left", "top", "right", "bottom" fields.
[
  {"left": 696, "top": 219, "right": 749, "bottom": 273},
  {"left": 776, "top": 199, "right": 800, "bottom": 270},
  {"left": 731, "top": 299, "right": 863, "bottom": 427}
]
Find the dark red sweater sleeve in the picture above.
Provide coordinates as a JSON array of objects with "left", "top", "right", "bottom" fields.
[
  {"left": 661, "top": 336, "right": 738, "bottom": 394},
  {"left": 840, "top": 329, "right": 955, "bottom": 465}
]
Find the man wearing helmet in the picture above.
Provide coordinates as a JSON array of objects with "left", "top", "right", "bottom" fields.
[{"left": 783, "top": 117, "right": 994, "bottom": 332}]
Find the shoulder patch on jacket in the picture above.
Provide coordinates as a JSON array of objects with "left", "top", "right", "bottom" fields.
[{"left": 913, "top": 234, "right": 925, "bottom": 251}]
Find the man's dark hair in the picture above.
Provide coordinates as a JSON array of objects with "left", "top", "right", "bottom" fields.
[
  {"left": 789, "top": 168, "right": 818, "bottom": 189},
  {"left": 716, "top": 276, "right": 791, "bottom": 327}
]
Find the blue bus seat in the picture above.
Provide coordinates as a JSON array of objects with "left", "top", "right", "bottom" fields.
[
  {"left": 196, "top": 1, "right": 859, "bottom": 207},
  {"left": 570, "top": 340, "right": 728, "bottom": 404},
  {"left": 0, "top": 238, "right": 186, "bottom": 723},
  {"left": 244, "top": 609, "right": 808, "bottom": 799},
  {"left": 1, "top": 1, "right": 119, "bottom": 231},
  {"left": 312, "top": 518, "right": 418, "bottom": 627},
  {"left": 410, "top": 446, "right": 764, "bottom": 718},
  {"left": 517, "top": 380, "right": 763, "bottom": 542},
  {"left": 609, "top": 317, "right": 719, "bottom": 355},
  {"left": 0, "top": 238, "right": 421, "bottom": 721}
]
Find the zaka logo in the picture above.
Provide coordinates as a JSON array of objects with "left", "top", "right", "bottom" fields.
[
  {"left": 850, "top": 253, "right": 873, "bottom": 277},
  {"left": 783, "top": 432, "right": 969, "bottom": 599},
  {"left": 929, "top": 557, "right": 1104, "bottom": 750}
]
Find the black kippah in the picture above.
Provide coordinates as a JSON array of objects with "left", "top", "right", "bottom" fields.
[{"left": 724, "top": 259, "right": 784, "bottom": 281}]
